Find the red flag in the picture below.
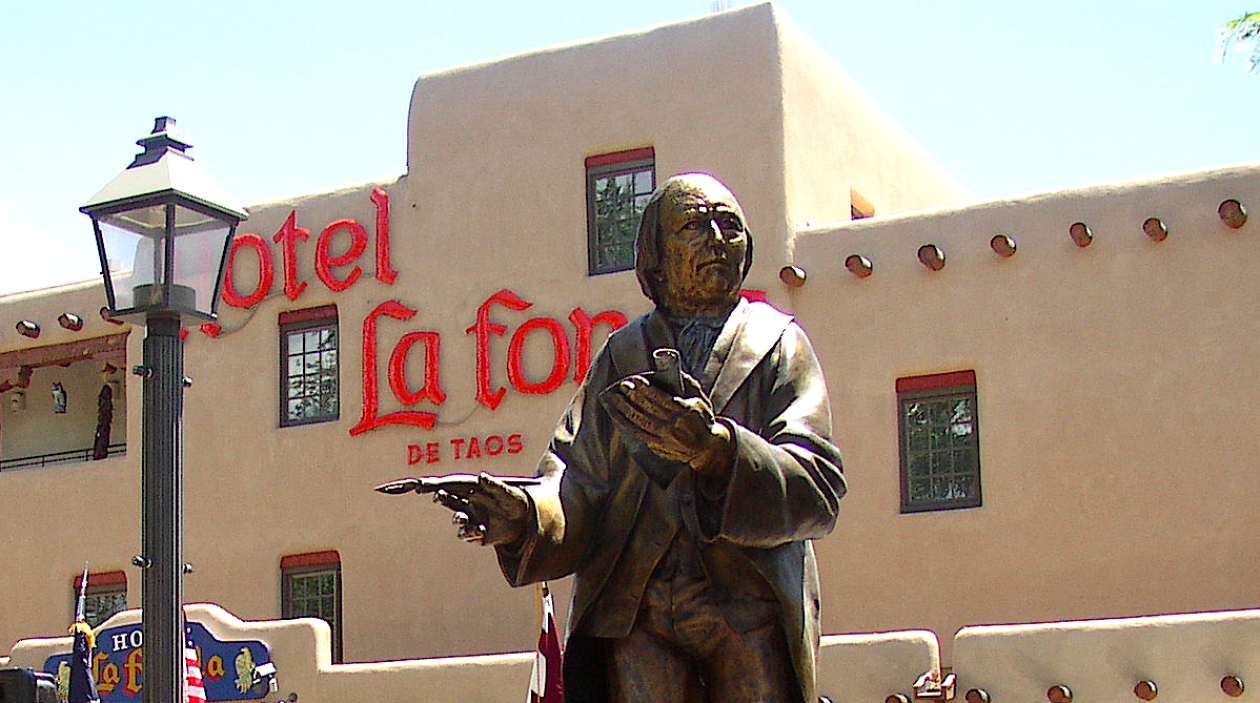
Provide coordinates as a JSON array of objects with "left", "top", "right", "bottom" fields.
[
  {"left": 185, "top": 638, "right": 206, "bottom": 703},
  {"left": 527, "top": 583, "right": 563, "bottom": 703}
]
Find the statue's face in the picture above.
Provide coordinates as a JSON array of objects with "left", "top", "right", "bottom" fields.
[{"left": 655, "top": 175, "right": 748, "bottom": 316}]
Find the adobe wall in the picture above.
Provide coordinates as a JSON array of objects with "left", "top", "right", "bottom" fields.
[
  {"left": 4, "top": 604, "right": 939, "bottom": 703},
  {"left": 776, "top": 6, "right": 970, "bottom": 237},
  {"left": 10, "top": 605, "right": 1259, "bottom": 703},
  {"left": 790, "top": 163, "right": 1260, "bottom": 660},
  {"left": 0, "top": 283, "right": 141, "bottom": 647},
  {"left": 3, "top": 0, "right": 1256, "bottom": 675}
]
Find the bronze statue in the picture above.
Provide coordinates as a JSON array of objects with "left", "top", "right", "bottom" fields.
[{"left": 410, "top": 173, "right": 845, "bottom": 702}]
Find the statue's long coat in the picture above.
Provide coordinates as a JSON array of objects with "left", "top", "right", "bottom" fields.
[{"left": 497, "top": 300, "right": 846, "bottom": 703}]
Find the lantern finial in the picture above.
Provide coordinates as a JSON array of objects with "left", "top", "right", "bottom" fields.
[{"left": 129, "top": 116, "right": 193, "bottom": 168}]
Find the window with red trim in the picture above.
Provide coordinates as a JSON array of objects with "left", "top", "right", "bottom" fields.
[
  {"left": 586, "top": 147, "right": 655, "bottom": 275},
  {"left": 897, "top": 371, "right": 982, "bottom": 512},
  {"left": 279, "top": 306, "right": 339, "bottom": 427},
  {"left": 74, "top": 570, "right": 127, "bottom": 628},
  {"left": 280, "top": 551, "right": 342, "bottom": 662}
]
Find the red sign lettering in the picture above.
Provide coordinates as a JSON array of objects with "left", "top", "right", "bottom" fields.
[
  {"left": 314, "top": 218, "right": 367, "bottom": 292},
  {"left": 406, "top": 442, "right": 441, "bottom": 464},
  {"left": 466, "top": 290, "right": 532, "bottom": 411},
  {"left": 273, "top": 211, "right": 310, "bottom": 301},
  {"left": 388, "top": 332, "right": 445, "bottom": 407},
  {"left": 351, "top": 291, "right": 629, "bottom": 436},
  {"left": 442, "top": 433, "right": 524, "bottom": 462},
  {"left": 507, "top": 316, "right": 570, "bottom": 395},
  {"left": 371, "top": 187, "right": 397, "bottom": 284},
  {"left": 568, "top": 307, "right": 629, "bottom": 383},
  {"left": 223, "top": 189, "right": 395, "bottom": 309},
  {"left": 350, "top": 301, "right": 441, "bottom": 435},
  {"left": 221, "top": 233, "right": 274, "bottom": 308}
]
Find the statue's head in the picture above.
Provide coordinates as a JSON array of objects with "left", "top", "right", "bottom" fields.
[{"left": 635, "top": 173, "right": 753, "bottom": 316}]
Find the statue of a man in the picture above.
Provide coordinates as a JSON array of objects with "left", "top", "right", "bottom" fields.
[{"left": 434, "top": 173, "right": 846, "bottom": 703}]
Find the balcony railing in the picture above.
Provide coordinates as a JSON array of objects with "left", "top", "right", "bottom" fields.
[{"left": 0, "top": 443, "right": 127, "bottom": 472}]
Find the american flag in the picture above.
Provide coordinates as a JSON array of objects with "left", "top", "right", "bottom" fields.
[
  {"left": 527, "top": 583, "right": 563, "bottom": 703},
  {"left": 185, "top": 638, "right": 206, "bottom": 703}
]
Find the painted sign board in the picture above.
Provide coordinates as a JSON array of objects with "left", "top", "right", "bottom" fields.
[{"left": 43, "top": 621, "right": 273, "bottom": 702}]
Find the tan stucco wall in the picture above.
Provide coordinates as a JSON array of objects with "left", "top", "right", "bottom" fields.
[
  {"left": 5, "top": 604, "right": 942, "bottom": 703},
  {"left": 12, "top": 605, "right": 1259, "bottom": 703},
  {"left": 8, "top": 163, "right": 1253, "bottom": 664},
  {"left": 954, "top": 609, "right": 1260, "bottom": 703},
  {"left": 0, "top": 283, "right": 141, "bottom": 648},
  {"left": 776, "top": 7, "right": 970, "bottom": 241},
  {"left": 5, "top": 0, "right": 1257, "bottom": 680},
  {"left": 184, "top": 177, "right": 572, "bottom": 662},
  {"left": 405, "top": 3, "right": 795, "bottom": 310},
  {"left": 792, "top": 163, "right": 1260, "bottom": 661}
]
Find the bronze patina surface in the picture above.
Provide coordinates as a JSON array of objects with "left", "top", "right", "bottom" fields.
[{"left": 413, "top": 173, "right": 846, "bottom": 703}]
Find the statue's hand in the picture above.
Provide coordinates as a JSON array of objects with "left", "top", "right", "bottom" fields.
[
  {"left": 432, "top": 473, "right": 530, "bottom": 546},
  {"left": 603, "top": 374, "right": 734, "bottom": 476}
]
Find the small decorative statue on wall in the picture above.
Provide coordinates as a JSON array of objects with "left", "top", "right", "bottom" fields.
[
  {"left": 51, "top": 382, "right": 67, "bottom": 414},
  {"left": 382, "top": 173, "right": 846, "bottom": 703},
  {"left": 93, "top": 383, "right": 113, "bottom": 460}
]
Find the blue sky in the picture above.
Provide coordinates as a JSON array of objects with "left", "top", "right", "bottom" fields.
[{"left": 2, "top": 0, "right": 1257, "bottom": 295}]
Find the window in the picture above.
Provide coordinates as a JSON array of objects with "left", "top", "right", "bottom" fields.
[
  {"left": 897, "top": 370, "right": 981, "bottom": 512},
  {"left": 281, "top": 551, "right": 342, "bottom": 662},
  {"left": 586, "top": 147, "right": 655, "bottom": 275},
  {"left": 74, "top": 571, "right": 127, "bottom": 628},
  {"left": 280, "top": 306, "right": 338, "bottom": 427}
]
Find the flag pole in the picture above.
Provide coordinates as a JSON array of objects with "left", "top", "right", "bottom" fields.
[
  {"left": 69, "top": 563, "right": 100, "bottom": 703},
  {"left": 534, "top": 583, "right": 544, "bottom": 634},
  {"left": 75, "top": 563, "right": 89, "bottom": 624}
]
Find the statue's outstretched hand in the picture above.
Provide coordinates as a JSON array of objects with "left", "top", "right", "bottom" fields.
[
  {"left": 432, "top": 473, "right": 530, "bottom": 546},
  {"left": 603, "top": 374, "right": 734, "bottom": 476}
]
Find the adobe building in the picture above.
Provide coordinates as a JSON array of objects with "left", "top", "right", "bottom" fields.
[{"left": 2, "top": 1, "right": 1259, "bottom": 693}]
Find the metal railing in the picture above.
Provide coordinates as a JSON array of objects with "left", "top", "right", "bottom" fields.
[{"left": 0, "top": 443, "right": 127, "bottom": 472}]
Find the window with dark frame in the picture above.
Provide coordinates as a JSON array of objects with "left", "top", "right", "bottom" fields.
[
  {"left": 897, "top": 370, "right": 982, "bottom": 513},
  {"left": 586, "top": 148, "right": 655, "bottom": 275},
  {"left": 281, "top": 551, "right": 343, "bottom": 663},
  {"left": 279, "top": 306, "right": 339, "bottom": 427},
  {"left": 75, "top": 571, "right": 127, "bottom": 628}
]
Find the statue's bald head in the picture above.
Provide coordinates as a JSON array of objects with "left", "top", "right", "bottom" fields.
[{"left": 635, "top": 173, "right": 754, "bottom": 314}]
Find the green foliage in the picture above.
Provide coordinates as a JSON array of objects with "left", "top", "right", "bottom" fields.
[{"left": 1216, "top": 11, "right": 1260, "bottom": 73}]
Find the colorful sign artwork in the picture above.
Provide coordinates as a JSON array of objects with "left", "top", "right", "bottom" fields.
[{"left": 43, "top": 621, "right": 274, "bottom": 702}]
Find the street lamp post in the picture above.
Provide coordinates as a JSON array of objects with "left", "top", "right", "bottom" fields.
[{"left": 81, "top": 117, "right": 247, "bottom": 703}]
